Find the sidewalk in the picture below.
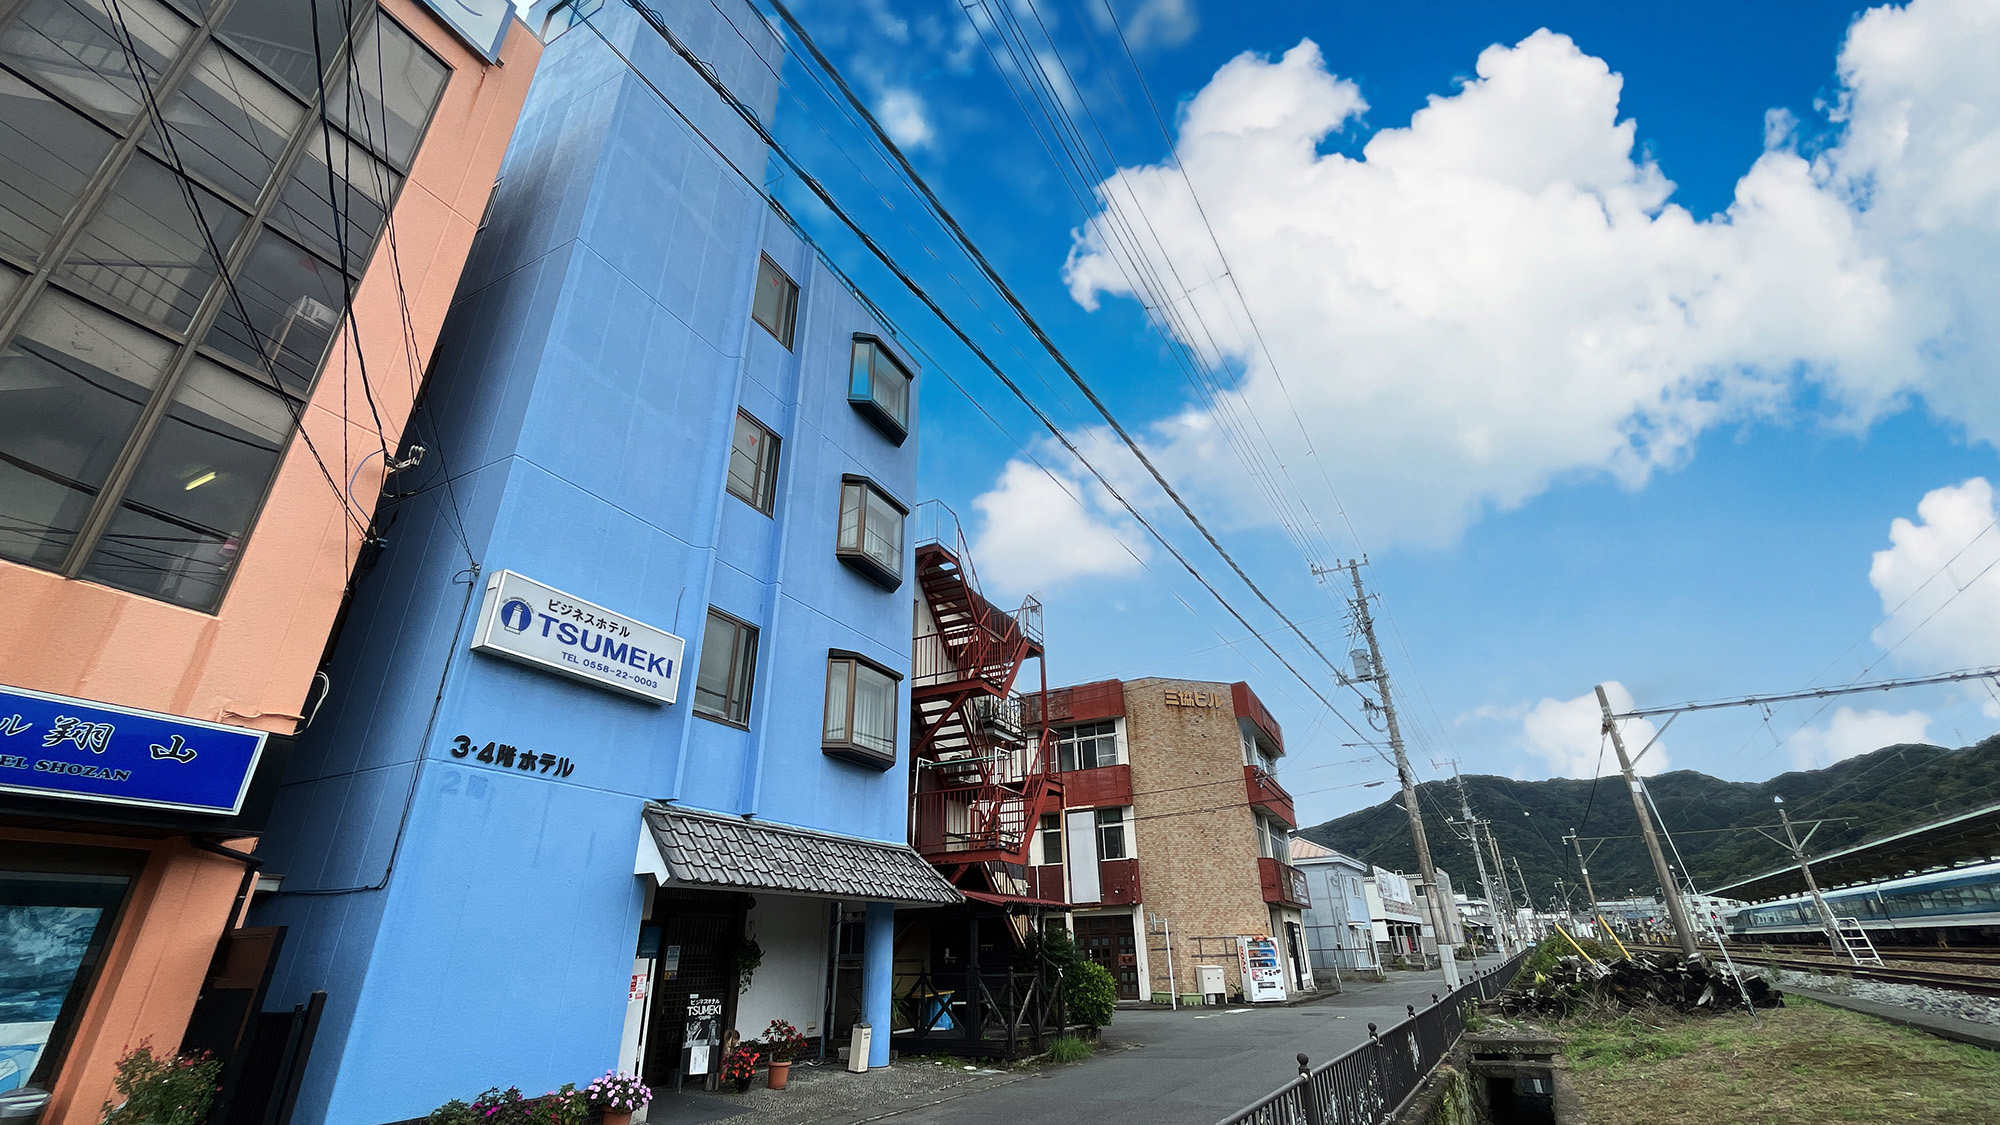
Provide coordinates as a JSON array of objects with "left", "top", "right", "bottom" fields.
[
  {"left": 646, "top": 1057, "right": 1031, "bottom": 1125},
  {"left": 648, "top": 955, "right": 1517, "bottom": 1125}
]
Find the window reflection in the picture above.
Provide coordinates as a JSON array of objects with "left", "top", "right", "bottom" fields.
[
  {"left": 0, "top": 288, "right": 172, "bottom": 567},
  {"left": 57, "top": 152, "right": 247, "bottom": 332},
  {"left": 83, "top": 358, "right": 291, "bottom": 608},
  {"left": 0, "top": 68, "right": 116, "bottom": 264}
]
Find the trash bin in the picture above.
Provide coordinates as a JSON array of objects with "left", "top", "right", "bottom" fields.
[{"left": 847, "top": 1022, "right": 872, "bottom": 1073}]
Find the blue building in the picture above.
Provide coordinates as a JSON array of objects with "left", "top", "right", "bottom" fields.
[
  {"left": 250, "top": 1, "right": 958, "bottom": 1120},
  {"left": 1291, "top": 838, "right": 1381, "bottom": 982}
]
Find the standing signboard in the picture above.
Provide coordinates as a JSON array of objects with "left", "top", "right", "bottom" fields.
[
  {"left": 681, "top": 995, "right": 723, "bottom": 1087},
  {"left": 1236, "top": 936, "right": 1288, "bottom": 1003}
]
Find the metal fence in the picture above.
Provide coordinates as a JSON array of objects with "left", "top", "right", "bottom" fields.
[{"left": 1215, "top": 951, "right": 1529, "bottom": 1125}]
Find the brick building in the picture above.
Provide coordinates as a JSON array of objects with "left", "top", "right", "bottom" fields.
[{"left": 1033, "top": 677, "right": 1313, "bottom": 1003}]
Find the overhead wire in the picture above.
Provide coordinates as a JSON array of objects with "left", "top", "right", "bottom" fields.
[
  {"left": 96, "top": 0, "right": 372, "bottom": 543},
  {"left": 760, "top": 0, "right": 1364, "bottom": 696},
  {"left": 604, "top": 0, "right": 1386, "bottom": 752}
]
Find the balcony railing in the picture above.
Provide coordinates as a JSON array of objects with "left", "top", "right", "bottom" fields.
[
  {"left": 1259, "top": 856, "right": 1310, "bottom": 908},
  {"left": 1245, "top": 765, "right": 1297, "bottom": 828},
  {"left": 912, "top": 784, "right": 1037, "bottom": 859}
]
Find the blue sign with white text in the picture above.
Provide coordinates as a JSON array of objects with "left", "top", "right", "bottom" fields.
[{"left": 0, "top": 685, "right": 267, "bottom": 815}]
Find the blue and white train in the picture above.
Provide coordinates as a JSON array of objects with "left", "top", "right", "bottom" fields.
[{"left": 1727, "top": 859, "right": 2000, "bottom": 947}]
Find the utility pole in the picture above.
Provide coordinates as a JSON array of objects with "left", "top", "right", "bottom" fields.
[
  {"left": 1445, "top": 760, "right": 1511, "bottom": 956},
  {"left": 1773, "top": 800, "right": 1846, "bottom": 952},
  {"left": 1595, "top": 685, "right": 1699, "bottom": 959},
  {"left": 1482, "top": 821, "right": 1521, "bottom": 951},
  {"left": 1564, "top": 831, "right": 1602, "bottom": 938},
  {"left": 1347, "top": 560, "right": 1459, "bottom": 989},
  {"left": 1509, "top": 856, "right": 1540, "bottom": 941}
]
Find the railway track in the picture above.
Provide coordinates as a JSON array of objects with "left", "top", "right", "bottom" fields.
[{"left": 1628, "top": 944, "right": 2000, "bottom": 997}]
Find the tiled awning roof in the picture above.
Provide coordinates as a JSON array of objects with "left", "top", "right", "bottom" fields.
[{"left": 640, "top": 803, "right": 962, "bottom": 905}]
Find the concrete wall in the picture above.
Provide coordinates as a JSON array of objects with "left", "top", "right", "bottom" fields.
[
  {"left": 249, "top": 2, "right": 919, "bottom": 1121},
  {"left": 735, "top": 896, "right": 829, "bottom": 1044}
]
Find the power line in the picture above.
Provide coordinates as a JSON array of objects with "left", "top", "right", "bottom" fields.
[
  {"left": 1611, "top": 664, "right": 2000, "bottom": 719},
  {"left": 604, "top": 0, "right": 1380, "bottom": 748},
  {"left": 761, "top": 0, "right": 1358, "bottom": 688}
]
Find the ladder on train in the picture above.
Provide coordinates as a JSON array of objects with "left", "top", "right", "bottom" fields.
[{"left": 1834, "top": 917, "right": 1884, "bottom": 966}]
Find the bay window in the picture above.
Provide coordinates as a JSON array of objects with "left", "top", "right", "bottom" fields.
[
  {"left": 836, "top": 474, "right": 905, "bottom": 589},
  {"left": 822, "top": 652, "right": 900, "bottom": 768},
  {"left": 847, "top": 333, "right": 912, "bottom": 443}
]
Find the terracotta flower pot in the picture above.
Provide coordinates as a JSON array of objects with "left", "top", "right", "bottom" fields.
[
  {"left": 602, "top": 1112, "right": 632, "bottom": 1125},
  {"left": 767, "top": 1061, "right": 791, "bottom": 1089}
]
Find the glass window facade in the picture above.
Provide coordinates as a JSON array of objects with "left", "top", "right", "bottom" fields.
[{"left": 0, "top": 0, "right": 451, "bottom": 610}]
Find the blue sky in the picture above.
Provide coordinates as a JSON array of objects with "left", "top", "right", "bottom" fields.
[{"left": 746, "top": 0, "right": 2000, "bottom": 826}]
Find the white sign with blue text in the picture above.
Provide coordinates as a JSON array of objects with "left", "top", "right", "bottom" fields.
[{"left": 470, "top": 571, "right": 684, "bottom": 705}]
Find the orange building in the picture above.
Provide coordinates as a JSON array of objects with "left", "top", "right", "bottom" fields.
[{"left": 0, "top": 0, "right": 537, "bottom": 1117}]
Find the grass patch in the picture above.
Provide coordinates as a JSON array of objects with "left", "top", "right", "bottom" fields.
[
  {"left": 1044, "top": 1035, "right": 1093, "bottom": 1065},
  {"left": 1563, "top": 998, "right": 2000, "bottom": 1124}
]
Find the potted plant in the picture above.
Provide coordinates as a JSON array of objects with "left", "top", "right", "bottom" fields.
[
  {"left": 582, "top": 1072, "right": 649, "bottom": 1125},
  {"left": 759, "top": 1020, "right": 808, "bottom": 1089},
  {"left": 719, "top": 1045, "right": 760, "bottom": 1093}
]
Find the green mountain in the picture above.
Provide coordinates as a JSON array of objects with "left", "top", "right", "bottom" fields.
[{"left": 1297, "top": 733, "right": 2000, "bottom": 909}]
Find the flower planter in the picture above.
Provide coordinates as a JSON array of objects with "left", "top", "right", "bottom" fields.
[
  {"left": 766, "top": 1061, "right": 791, "bottom": 1090},
  {"left": 603, "top": 1113, "right": 632, "bottom": 1125},
  {"left": 732, "top": 1077, "right": 752, "bottom": 1093}
]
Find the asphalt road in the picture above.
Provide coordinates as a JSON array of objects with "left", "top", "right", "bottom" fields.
[{"left": 870, "top": 957, "right": 1506, "bottom": 1125}]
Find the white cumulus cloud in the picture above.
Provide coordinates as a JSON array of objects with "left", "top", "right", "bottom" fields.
[
  {"left": 964, "top": 0, "right": 2000, "bottom": 582},
  {"left": 1519, "top": 681, "right": 1668, "bottom": 779},
  {"left": 1095, "top": 0, "right": 1198, "bottom": 50},
  {"left": 1788, "top": 706, "right": 1933, "bottom": 770},
  {"left": 876, "top": 88, "right": 936, "bottom": 149},
  {"left": 969, "top": 460, "right": 1150, "bottom": 596},
  {"left": 1869, "top": 477, "right": 2000, "bottom": 669}
]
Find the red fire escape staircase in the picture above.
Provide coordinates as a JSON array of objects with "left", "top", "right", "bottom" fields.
[{"left": 909, "top": 505, "right": 1064, "bottom": 889}]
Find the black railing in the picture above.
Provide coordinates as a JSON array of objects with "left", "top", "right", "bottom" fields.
[{"left": 1214, "top": 951, "right": 1528, "bottom": 1125}]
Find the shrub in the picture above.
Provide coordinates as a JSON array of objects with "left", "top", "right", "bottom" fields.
[
  {"left": 1065, "top": 960, "right": 1118, "bottom": 1030},
  {"left": 582, "top": 1072, "right": 650, "bottom": 1113},
  {"left": 469, "top": 1088, "right": 532, "bottom": 1125},
  {"left": 1045, "top": 1035, "right": 1092, "bottom": 1065},
  {"left": 426, "top": 1100, "right": 479, "bottom": 1125},
  {"left": 719, "top": 1046, "right": 760, "bottom": 1087},
  {"left": 99, "top": 1044, "right": 222, "bottom": 1125}
]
